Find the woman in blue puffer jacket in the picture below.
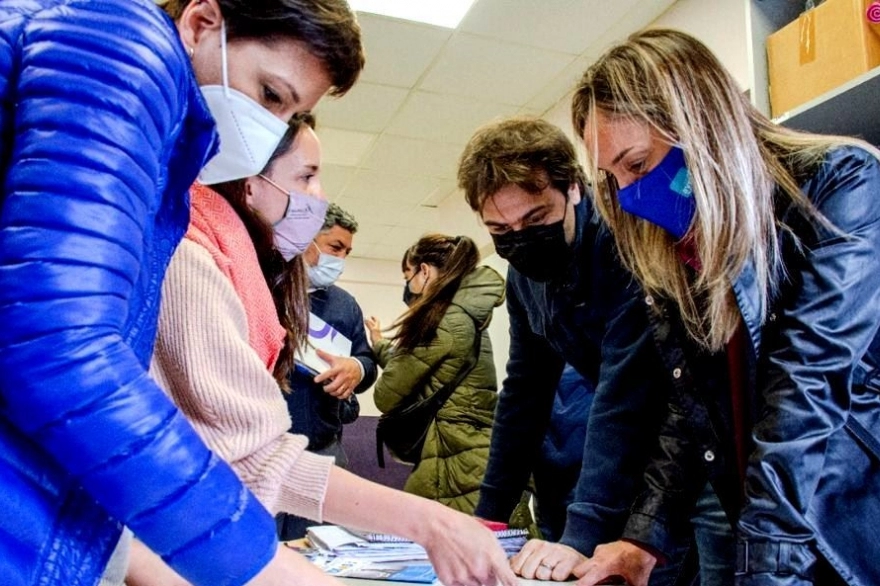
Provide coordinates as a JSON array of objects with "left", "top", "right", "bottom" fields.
[{"left": 0, "top": 1, "right": 363, "bottom": 585}]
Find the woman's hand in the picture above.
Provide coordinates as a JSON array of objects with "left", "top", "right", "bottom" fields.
[
  {"left": 365, "top": 316, "right": 382, "bottom": 345},
  {"left": 510, "top": 538, "right": 585, "bottom": 581},
  {"left": 573, "top": 540, "right": 657, "bottom": 586},
  {"left": 417, "top": 509, "right": 519, "bottom": 586}
]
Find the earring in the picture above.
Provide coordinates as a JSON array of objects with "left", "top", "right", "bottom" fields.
[{"left": 187, "top": 45, "right": 194, "bottom": 59}]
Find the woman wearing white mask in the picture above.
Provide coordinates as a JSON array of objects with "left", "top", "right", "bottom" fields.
[
  {"left": 138, "top": 112, "right": 520, "bottom": 586},
  {"left": 0, "top": 1, "right": 362, "bottom": 586}
]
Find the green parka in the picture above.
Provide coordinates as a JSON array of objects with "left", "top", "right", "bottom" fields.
[{"left": 373, "top": 266, "right": 504, "bottom": 513}]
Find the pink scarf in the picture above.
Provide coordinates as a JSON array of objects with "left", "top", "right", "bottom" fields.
[{"left": 185, "top": 183, "right": 285, "bottom": 371}]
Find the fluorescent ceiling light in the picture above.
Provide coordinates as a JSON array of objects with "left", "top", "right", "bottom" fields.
[{"left": 348, "top": 0, "right": 476, "bottom": 28}]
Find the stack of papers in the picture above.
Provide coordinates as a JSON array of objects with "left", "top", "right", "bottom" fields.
[
  {"left": 298, "top": 524, "right": 528, "bottom": 584},
  {"left": 300, "top": 525, "right": 436, "bottom": 583}
]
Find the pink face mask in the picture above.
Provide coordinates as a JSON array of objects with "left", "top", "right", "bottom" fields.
[{"left": 259, "top": 174, "right": 329, "bottom": 261}]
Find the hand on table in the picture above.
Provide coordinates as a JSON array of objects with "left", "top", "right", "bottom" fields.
[
  {"left": 314, "top": 349, "right": 362, "bottom": 399},
  {"left": 418, "top": 510, "right": 519, "bottom": 586},
  {"left": 572, "top": 540, "right": 656, "bottom": 586},
  {"left": 511, "top": 538, "right": 585, "bottom": 582}
]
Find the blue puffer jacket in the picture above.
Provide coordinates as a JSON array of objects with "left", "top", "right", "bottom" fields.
[{"left": 0, "top": 2, "right": 276, "bottom": 585}]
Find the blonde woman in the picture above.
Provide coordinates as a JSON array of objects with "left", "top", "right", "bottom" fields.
[{"left": 562, "top": 28, "right": 880, "bottom": 586}]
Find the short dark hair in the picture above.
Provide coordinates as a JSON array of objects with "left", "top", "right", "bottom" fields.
[
  {"left": 457, "top": 116, "right": 586, "bottom": 212},
  {"left": 163, "top": 0, "right": 365, "bottom": 96}
]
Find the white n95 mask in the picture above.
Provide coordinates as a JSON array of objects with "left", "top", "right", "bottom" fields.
[{"left": 197, "top": 21, "right": 287, "bottom": 185}]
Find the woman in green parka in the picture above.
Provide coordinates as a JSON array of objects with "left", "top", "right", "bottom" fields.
[{"left": 367, "top": 234, "right": 504, "bottom": 513}]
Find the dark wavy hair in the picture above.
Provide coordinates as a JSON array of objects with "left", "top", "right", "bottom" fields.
[
  {"left": 391, "top": 234, "right": 480, "bottom": 354},
  {"left": 210, "top": 113, "right": 315, "bottom": 388},
  {"left": 162, "top": 0, "right": 364, "bottom": 96},
  {"left": 458, "top": 116, "right": 587, "bottom": 213}
]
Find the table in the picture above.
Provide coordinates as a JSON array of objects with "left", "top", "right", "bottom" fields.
[{"left": 338, "top": 578, "right": 574, "bottom": 586}]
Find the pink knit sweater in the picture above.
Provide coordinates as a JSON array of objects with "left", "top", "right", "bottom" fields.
[{"left": 150, "top": 186, "right": 333, "bottom": 519}]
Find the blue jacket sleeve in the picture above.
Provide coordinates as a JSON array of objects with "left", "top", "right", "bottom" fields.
[
  {"left": 0, "top": 3, "right": 275, "bottom": 584},
  {"left": 560, "top": 232, "right": 675, "bottom": 555},
  {"left": 474, "top": 274, "right": 563, "bottom": 522},
  {"left": 736, "top": 147, "right": 880, "bottom": 583}
]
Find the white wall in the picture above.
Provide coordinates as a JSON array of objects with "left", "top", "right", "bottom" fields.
[
  {"left": 542, "top": 0, "right": 752, "bottom": 140},
  {"left": 651, "top": 0, "right": 750, "bottom": 91}
]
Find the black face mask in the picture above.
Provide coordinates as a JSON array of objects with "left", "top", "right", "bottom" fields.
[
  {"left": 491, "top": 217, "right": 573, "bottom": 283},
  {"left": 402, "top": 274, "right": 420, "bottom": 306}
]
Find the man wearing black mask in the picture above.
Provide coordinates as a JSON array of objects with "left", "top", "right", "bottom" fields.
[{"left": 457, "top": 117, "right": 696, "bottom": 585}]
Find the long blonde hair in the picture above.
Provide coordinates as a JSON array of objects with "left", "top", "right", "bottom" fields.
[{"left": 572, "top": 28, "right": 877, "bottom": 351}]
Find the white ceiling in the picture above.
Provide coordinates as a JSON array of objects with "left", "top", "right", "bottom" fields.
[{"left": 315, "top": 0, "right": 677, "bottom": 261}]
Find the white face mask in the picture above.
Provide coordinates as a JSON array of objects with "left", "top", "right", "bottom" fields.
[
  {"left": 307, "top": 242, "right": 346, "bottom": 288},
  {"left": 198, "top": 21, "right": 288, "bottom": 185}
]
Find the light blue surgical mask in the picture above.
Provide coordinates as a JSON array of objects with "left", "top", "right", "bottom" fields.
[
  {"left": 307, "top": 242, "right": 346, "bottom": 288},
  {"left": 616, "top": 146, "right": 696, "bottom": 240}
]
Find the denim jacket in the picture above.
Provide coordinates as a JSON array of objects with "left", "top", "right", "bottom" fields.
[{"left": 624, "top": 146, "right": 880, "bottom": 586}]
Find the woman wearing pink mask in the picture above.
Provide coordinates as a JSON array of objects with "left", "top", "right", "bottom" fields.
[{"left": 133, "top": 114, "right": 519, "bottom": 586}]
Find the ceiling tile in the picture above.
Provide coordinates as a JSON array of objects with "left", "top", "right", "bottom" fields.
[
  {"left": 321, "top": 163, "right": 356, "bottom": 199},
  {"left": 345, "top": 169, "right": 446, "bottom": 204},
  {"left": 419, "top": 33, "right": 575, "bottom": 106},
  {"left": 348, "top": 220, "right": 391, "bottom": 247},
  {"left": 318, "top": 127, "right": 377, "bottom": 167},
  {"left": 315, "top": 82, "right": 410, "bottom": 134},
  {"left": 386, "top": 224, "right": 436, "bottom": 247},
  {"left": 385, "top": 90, "right": 518, "bottom": 144},
  {"left": 359, "top": 241, "right": 413, "bottom": 262},
  {"left": 335, "top": 196, "right": 416, "bottom": 228},
  {"left": 356, "top": 14, "right": 452, "bottom": 88},
  {"left": 524, "top": 52, "right": 595, "bottom": 114},
  {"left": 360, "top": 135, "right": 464, "bottom": 179},
  {"left": 460, "top": 0, "right": 640, "bottom": 55},
  {"left": 398, "top": 203, "right": 445, "bottom": 229},
  {"left": 419, "top": 179, "right": 459, "bottom": 207}
]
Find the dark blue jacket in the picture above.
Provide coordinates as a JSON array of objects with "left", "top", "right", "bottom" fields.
[
  {"left": 533, "top": 364, "right": 595, "bottom": 542},
  {"left": 474, "top": 198, "right": 680, "bottom": 559},
  {"left": 286, "top": 284, "right": 377, "bottom": 449},
  {"left": 625, "top": 146, "right": 880, "bottom": 586},
  {"left": 0, "top": 2, "right": 276, "bottom": 584}
]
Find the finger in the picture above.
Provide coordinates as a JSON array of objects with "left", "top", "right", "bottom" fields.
[
  {"left": 576, "top": 562, "right": 616, "bottom": 586},
  {"left": 509, "top": 539, "right": 541, "bottom": 573},
  {"left": 322, "top": 378, "right": 346, "bottom": 395},
  {"left": 516, "top": 552, "right": 544, "bottom": 580},
  {"left": 551, "top": 560, "right": 576, "bottom": 581},
  {"left": 494, "top": 561, "right": 519, "bottom": 586},
  {"left": 314, "top": 348, "right": 336, "bottom": 362},
  {"left": 313, "top": 367, "right": 335, "bottom": 384}
]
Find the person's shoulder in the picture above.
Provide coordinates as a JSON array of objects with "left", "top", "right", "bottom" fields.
[
  {"left": 806, "top": 144, "right": 880, "bottom": 193},
  {"left": 324, "top": 284, "right": 362, "bottom": 310}
]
